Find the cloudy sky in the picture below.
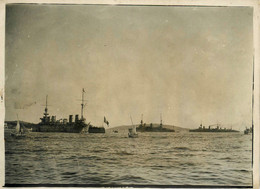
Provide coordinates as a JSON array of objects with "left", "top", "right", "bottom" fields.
[{"left": 5, "top": 4, "right": 253, "bottom": 129}]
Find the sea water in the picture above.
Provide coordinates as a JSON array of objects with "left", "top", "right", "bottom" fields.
[{"left": 4, "top": 129, "right": 252, "bottom": 186}]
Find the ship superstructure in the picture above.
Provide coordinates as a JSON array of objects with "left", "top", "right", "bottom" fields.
[{"left": 189, "top": 123, "right": 239, "bottom": 132}]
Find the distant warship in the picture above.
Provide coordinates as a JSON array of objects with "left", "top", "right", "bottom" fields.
[
  {"left": 189, "top": 123, "right": 239, "bottom": 132},
  {"left": 32, "top": 89, "right": 105, "bottom": 133},
  {"left": 136, "top": 114, "right": 175, "bottom": 132},
  {"left": 244, "top": 127, "right": 252, "bottom": 135}
]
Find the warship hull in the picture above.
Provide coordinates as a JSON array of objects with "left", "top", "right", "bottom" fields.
[
  {"left": 137, "top": 127, "right": 175, "bottom": 132},
  {"left": 31, "top": 123, "right": 88, "bottom": 133},
  {"left": 88, "top": 126, "right": 105, "bottom": 133},
  {"left": 189, "top": 129, "right": 239, "bottom": 132},
  {"left": 31, "top": 123, "right": 105, "bottom": 133}
]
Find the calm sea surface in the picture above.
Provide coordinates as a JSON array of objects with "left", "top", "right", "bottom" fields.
[{"left": 5, "top": 129, "right": 252, "bottom": 186}]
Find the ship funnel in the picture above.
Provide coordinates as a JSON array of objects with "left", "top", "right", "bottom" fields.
[
  {"left": 69, "top": 115, "right": 73, "bottom": 123},
  {"left": 51, "top": 116, "right": 56, "bottom": 123},
  {"left": 47, "top": 116, "right": 50, "bottom": 123},
  {"left": 75, "top": 114, "right": 79, "bottom": 122}
]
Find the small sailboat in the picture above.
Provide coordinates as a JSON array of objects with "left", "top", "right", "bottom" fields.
[
  {"left": 128, "top": 115, "right": 138, "bottom": 138},
  {"left": 10, "top": 115, "right": 26, "bottom": 138}
]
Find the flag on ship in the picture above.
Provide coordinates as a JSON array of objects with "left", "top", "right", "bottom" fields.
[{"left": 104, "top": 116, "right": 109, "bottom": 126}]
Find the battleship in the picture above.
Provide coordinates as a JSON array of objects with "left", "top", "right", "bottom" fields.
[
  {"left": 136, "top": 114, "right": 175, "bottom": 132},
  {"left": 189, "top": 123, "right": 239, "bottom": 132},
  {"left": 31, "top": 89, "right": 105, "bottom": 133}
]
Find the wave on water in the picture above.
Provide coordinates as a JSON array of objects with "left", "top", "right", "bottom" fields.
[
  {"left": 4, "top": 132, "right": 253, "bottom": 185},
  {"left": 90, "top": 149, "right": 107, "bottom": 153},
  {"left": 219, "top": 157, "right": 232, "bottom": 160},
  {"left": 112, "top": 175, "right": 148, "bottom": 184},
  {"left": 61, "top": 171, "right": 78, "bottom": 176},
  {"left": 176, "top": 162, "right": 197, "bottom": 167},
  {"left": 77, "top": 155, "right": 103, "bottom": 161},
  {"left": 151, "top": 136, "right": 169, "bottom": 139},
  {"left": 231, "top": 169, "right": 251, "bottom": 173},
  {"left": 175, "top": 153, "right": 195, "bottom": 157},
  {"left": 114, "top": 151, "right": 135, "bottom": 156},
  {"left": 174, "top": 147, "right": 191, "bottom": 151}
]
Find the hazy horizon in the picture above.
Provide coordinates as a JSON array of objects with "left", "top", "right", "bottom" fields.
[{"left": 5, "top": 5, "right": 253, "bottom": 130}]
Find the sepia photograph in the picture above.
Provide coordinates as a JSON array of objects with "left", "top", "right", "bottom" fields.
[{"left": 2, "top": 1, "right": 259, "bottom": 187}]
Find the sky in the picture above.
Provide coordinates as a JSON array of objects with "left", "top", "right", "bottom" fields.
[{"left": 5, "top": 4, "right": 253, "bottom": 130}]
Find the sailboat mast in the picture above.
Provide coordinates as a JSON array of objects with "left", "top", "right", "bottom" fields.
[
  {"left": 130, "top": 115, "right": 137, "bottom": 134},
  {"left": 130, "top": 115, "right": 134, "bottom": 126}
]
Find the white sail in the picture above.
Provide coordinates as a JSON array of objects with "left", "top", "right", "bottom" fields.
[
  {"left": 129, "top": 128, "right": 133, "bottom": 134},
  {"left": 128, "top": 115, "right": 138, "bottom": 138},
  {"left": 133, "top": 125, "right": 137, "bottom": 134},
  {"left": 10, "top": 114, "right": 25, "bottom": 137},
  {"left": 16, "top": 119, "right": 21, "bottom": 133}
]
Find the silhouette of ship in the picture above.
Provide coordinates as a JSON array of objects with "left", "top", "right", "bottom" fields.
[
  {"left": 32, "top": 89, "right": 105, "bottom": 133},
  {"left": 244, "top": 127, "right": 252, "bottom": 135},
  {"left": 136, "top": 114, "right": 175, "bottom": 132},
  {"left": 189, "top": 123, "right": 239, "bottom": 132}
]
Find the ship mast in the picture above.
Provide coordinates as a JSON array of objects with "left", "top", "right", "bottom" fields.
[
  {"left": 81, "top": 88, "right": 86, "bottom": 120},
  {"left": 44, "top": 95, "right": 49, "bottom": 121},
  {"left": 160, "top": 113, "right": 162, "bottom": 127},
  {"left": 140, "top": 114, "right": 143, "bottom": 125}
]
